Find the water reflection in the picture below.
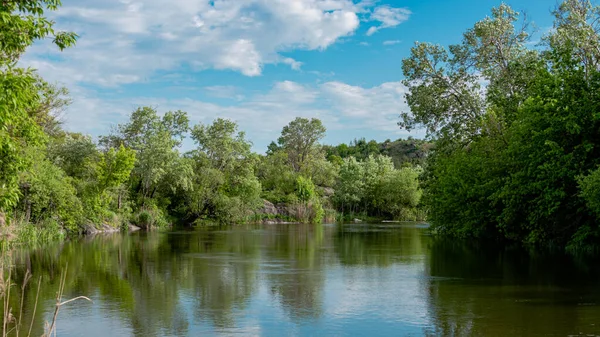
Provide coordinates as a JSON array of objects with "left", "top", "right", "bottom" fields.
[
  {"left": 261, "top": 224, "right": 326, "bottom": 321},
  {"left": 3, "top": 223, "right": 600, "bottom": 336},
  {"left": 424, "top": 240, "right": 600, "bottom": 336}
]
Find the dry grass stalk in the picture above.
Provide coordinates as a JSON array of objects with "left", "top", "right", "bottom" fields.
[
  {"left": 27, "top": 277, "right": 42, "bottom": 337},
  {"left": 2, "top": 257, "right": 90, "bottom": 337},
  {"left": 16, "top": 270, "right": 32, "bottom": 336},
  {"left": 42, "top": 264, "right": 92, "bottom": 337},
  {"left": 2, "top": 261, "right": 12, "bottom": 337}
]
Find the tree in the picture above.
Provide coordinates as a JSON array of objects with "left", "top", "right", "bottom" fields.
[
  {"left": 49, "top": 133, "right": 98, "bottom": 179},
  {"left": 380, "top": 167, "right": 423, "bottom": 220},
  {"left": 400, "top": 4, "right": 538, "bottom": 146},
  {"left": 18, "top": 150, "right": 84, "bottom": 232},
  {"left": 266, "top": 141, "right": 280, "bottom": 156},
  {"left": 0, "top": 0, "right": 77, "bottom": 216},
  {"left": 278, "top": 118, "right": 326, "bottom": 172},
  {"left": 257, "top": 151, "right": 298, "bottom": 203},
  {"left": 333, "top": 157, "right": 365, "bottom": 214},
  {"left": 96, "top": 145, "right": 136, "bottom": 209},
  {"left": 186, "top": 118, "right": 262, "bottom": 223},
  {"left": 101, "top": 107, "right": 191, "bottom": 205},
  {"left": 191, "top": 118, "right": 252, "bottom": 171},
  {"left": 405, "top": 1, "right": 600, "bottom": 248}
]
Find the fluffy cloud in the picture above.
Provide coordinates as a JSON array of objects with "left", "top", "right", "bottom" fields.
[
  {"left": 22, "top": 0, "right": 410, "bottom": 86},
  {"left": 59, "top": 80, "right": 414, "bottom": 151},
  {"left": 21, "top": 0, "right": 417, "bottom": 151}
]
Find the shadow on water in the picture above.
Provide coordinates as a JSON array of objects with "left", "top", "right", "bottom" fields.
[
  {"left": 424, "top": 238, "right": 600, "bottom": 336},
  {"left": 3, "top": 223, "right": 600, "bottom": 336}
]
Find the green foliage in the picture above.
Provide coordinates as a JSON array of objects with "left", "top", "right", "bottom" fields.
[
  {"left": 278, "top": 117, "right": 326, "bottom": 172},
  {"left": 404, "top": 0, "right": 600, "bottom": 248},
  {"left": 18, "top": 153, "right": 84, "bottom": 233},
  {"left": 100, "top": 107, "right": 192, "bottom": 210},
  {"left": 333, "top": 155, "right": 423, "bottom": 220},
  {"left": 132, "top": 207, "right": 170, "bottom": 230},
  {"left": 257, "top": 151, "right": 297, "bottom": 202},
  {"left": 296, "top": 176, "right": 316, "bottom": 202},
  {"left": 13, "top": 218, "right": 65, "bottom": 245},
  {"left": 49, "top": 133, "right": 98, "bottom": 178},
  {"left": 324, "top": 137, "right": 432, "bottom": 168},
  {"left": 333, "top": 157, "right": 365, "bottom": 212},
  {"left": 98, "top": 145, "right": 136, "bottom": 190},
  {"left": 0, "top": 0, "right": 76, "bottom": 214},
  {"left": 184, "top": 118, "right": 262, "bottom": 224},
  {"left": 579, "top": 167, "right": 600, "bottom": 217},
  {"left": 380, "top": 167, "right": 423, "bottom": 221},
  {"left": 423, "top": 138, "right": 507, "bottom": 238}
]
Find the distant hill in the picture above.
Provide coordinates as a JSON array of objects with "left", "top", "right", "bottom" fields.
[{"left": 324, "top": 137, "right": 432, "bottom": 167}]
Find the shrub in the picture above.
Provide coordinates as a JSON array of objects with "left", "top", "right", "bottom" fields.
[{"left": 131, "top": 207, "right": 170, "bottom": 230}]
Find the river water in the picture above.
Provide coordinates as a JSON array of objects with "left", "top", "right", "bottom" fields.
[{"left": 5, "top": 223, "right": 600, "bottom": 336}]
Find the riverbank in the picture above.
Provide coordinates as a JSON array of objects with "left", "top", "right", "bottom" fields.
[{"left": 1, "top": 219, "right": 144, "bottom": 249}]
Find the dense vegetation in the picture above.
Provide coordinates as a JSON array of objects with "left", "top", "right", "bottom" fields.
[
  {"left": 0, "top": 0, "right": 425, "bottom": 244},
  {"left": 9, "top": 0, "right": 600, "bottom": 251},
  {"left": 402, "top": 0, "right": 600, "bottom": 249},
  {"left": 324, "top": 137, "right": 432, "bottom": 168}
]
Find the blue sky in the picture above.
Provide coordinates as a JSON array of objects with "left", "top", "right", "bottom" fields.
[{"left": 25, "top": 0, "right": 557, "bottom": 152}]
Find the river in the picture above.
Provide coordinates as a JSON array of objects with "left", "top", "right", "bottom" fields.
[{"left": 4, "top": 223, "right": 600, "bottom": 336}]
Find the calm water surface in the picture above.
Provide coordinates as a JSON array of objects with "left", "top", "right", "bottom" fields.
[{"left": 7, "top": 223, "right": 600, "bottom": 336}]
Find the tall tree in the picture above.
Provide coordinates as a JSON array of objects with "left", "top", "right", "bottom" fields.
[
  {"left": 278, "top": 118, "right": 326, "bottom": 172},
  {"left": 100, "top": 107, "right": 191, "bottom": 205},
  {"left": 405, "top": 0, "right": 600, "bottom": 247},
  {"left": 401, "top": 4, "right": 538, "bottom": 147},
  {"left": 186, "top": 118, "right": 261, "bottom": 223},
  {"left": 0, "top": 0, "right": 77, "bottom": 216}
]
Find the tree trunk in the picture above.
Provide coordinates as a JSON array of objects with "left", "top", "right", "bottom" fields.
[{"left": 25, "top": 201, "right": 31, "bottom": 223}]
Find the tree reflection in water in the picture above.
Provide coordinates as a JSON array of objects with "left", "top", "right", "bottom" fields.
[{"left": 4, "top": 224, "right": 600, "bottom": 336}]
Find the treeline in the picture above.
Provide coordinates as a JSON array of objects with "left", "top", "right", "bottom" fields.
[
  {"left": 324, "top": 137, "right": 432, "bottom": 168},
  {"left": 402, "top": 0, "right": 600, "bottom": 249},
  {"left": 0, "top": 0, "right": 424, "bottom": 242},
  {"left": 4, "top": 104, "right": 425, "bottom": 242}
]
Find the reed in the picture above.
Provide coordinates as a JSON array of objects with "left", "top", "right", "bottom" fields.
[{"left": 1, "top": 259, "right": 92, "bottom": 337}]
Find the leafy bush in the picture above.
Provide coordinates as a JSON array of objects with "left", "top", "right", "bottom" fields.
[
  {"left": 19, "top": 156, "right": 84, "bottom": 233},
  {"left": 132, "top": 207, "right": 170, "bottom": 230}
]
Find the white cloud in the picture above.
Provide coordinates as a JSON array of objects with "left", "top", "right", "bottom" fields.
[
  {"left": 281, "top": 57, "right": 303, "bottom": 71},
  {"left": 366, "top": 27, "right": 379, "bottom": 36},
  {"left": 204, "top": 86, "right": 245, "bottom": 101},
  {"left": 366, "top": 6, "right": 411, "bottom": 36},
  {"left": 383, "top": 40, "right": 401, "bottom": 45},
  {"left": 215, "top": 39, "right": 263, "bottom": 76},
  {"left": 21, "top": 0, "right": 417, "bottom": 151},
  {"left": 22, "top": 0, "right": 411, "bottom": 86},
  {"left": 320, "top": 81, "right": 408, "bottom": 131},
  {"left": 59, "top": 80, "right": 416, "bottom": 151}
]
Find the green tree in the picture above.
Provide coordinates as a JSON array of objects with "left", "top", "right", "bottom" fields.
[
  {"left": 186, "top": 118, "right": 262, "bottom": 223},
  {"left": 278, "top": 118, "right": 326, "bottom": 172},
  {"left": 404, "top": 0, "right": 600, "bottom": 248},
  {"left": 0, "top": 0, "right": 77, "bottom": 215},
  {"left": 333, "top": 157, "right": 365, "bottom": 214},
  {"left": 380, "top": 167, "right": 423, "bottom": 220},
  {"left": 401, "top": 4, "right": 538, "bottom": 146},
  {"left": 101, "top": 107, "right": 191, "bottom": 206},
  {"left": 18, "top": 150, "right": 84, "bottom": 232},
  {"left": 257, "top": 151, "right": 298, "bottom": 203}
]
